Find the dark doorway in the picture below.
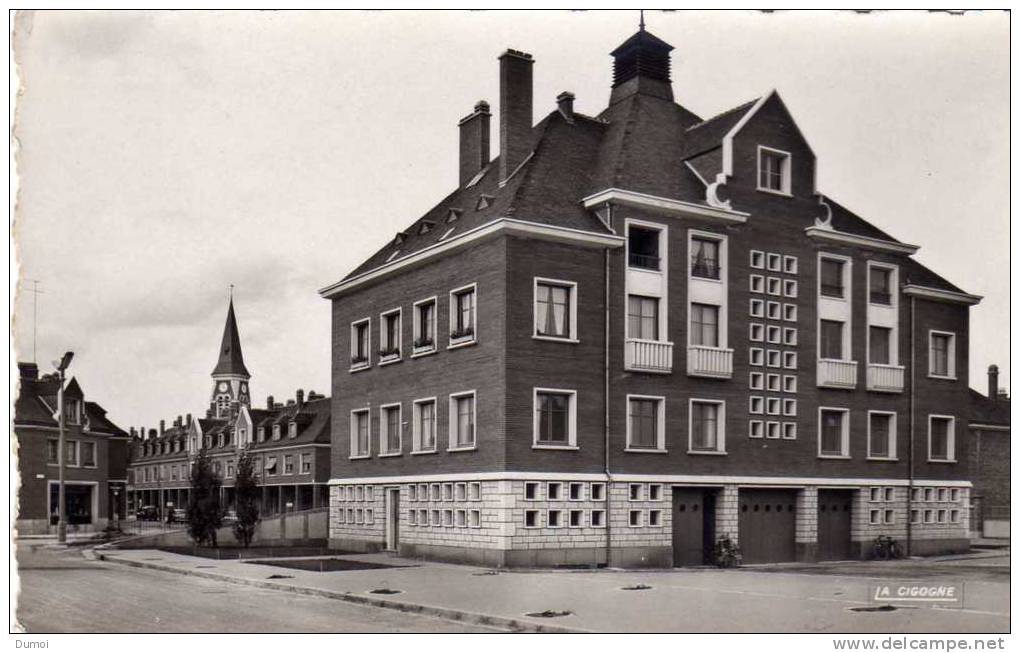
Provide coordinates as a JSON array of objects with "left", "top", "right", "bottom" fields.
[
  {"left": 738, "top": 488, "right": 798, "bottom": 563},
  {"left": 672, "top": 487, "right": 717, "bottom": 566},
  {"left": 50, "top": 483, "right": 93, "bottom": 525},
  {"left": 817, "top": 489, "right": 854, "bottom": 561}
]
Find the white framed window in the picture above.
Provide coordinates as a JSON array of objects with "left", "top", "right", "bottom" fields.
[
  {"left": 819, "top": 254, "right": 851, "bottom": 300},
  {"left": 750, "top": 298, "right": 765, "bottom": 318},
  {"left": 568, "top": 482, "right": 584, "bottom": 501},
  {"left": 924, "top": 509, "right": 934, "bottom": 524},
  {"left": 818, "top": 407, "right": 850, "bottom": 458},
  {"left": 455, "top": 509, "right": 467, "bottom": 528},
  {"left": 469, "top": 510, "right": 481, "bottom": 528},
  {"left": 782, "top": 398, "right": 797, "bottom": 417},
  {"left": 910, "top": 509, "right": 921, "bottom": 524},
  {"left": 449, "top": 283, "right": 477, "bottom": 347},
  {"left": 469, "top": 482, "right": 482, "bottom": 501},
  {"left": 928, "top": 415, "right": 956, "bottom": 462},
  {"left": 757, "top": 146, "right": 792, "bottom": 195},
  {"left": 928, "top": 331, "right": 957, "bottom": 379},
  {"left": 950, "top": 489, "right": 960, "bottom": 502},
  {"left": 408, "top": 484, "right": 417, "bottom": 502},
  {"left": 534, "top": 278, "right": 578, "bottom": 341},
  {"left": 749, "top": 396, "right": 764, "bottom": 415},
  {"left": 569, "top": 509, "right": 584, "bottom": 528},
  {"left": 867, "top": 411, "right": 897, "bottom": 461},
  {"left": 689, "top": 231, "right": 725, "bottom": 281},
  {"left": 766, "top": 373, "right": 781, "bottom": 392},
  {"left": 442, "top": 509, "right": 453, "bottom": 527},
  {"left": 533, "top": 388, "right": 578, "bottom": 449},
  {"left": 767, "top": 350, "right": 782, "bottom": 368},
  {"left": 750, "top": 250, "right": 765, "bottom": 269},
  {"left": 749, "top": 420, "right": 764, "bottom": 438},
  {"left": 749, "top": 347, "right": 764, "bottom": 366},
  {"left": 750, "top": 274, "right": 764, "bottom": 294},
  {"left": 626, "top": 395, "right": 665, "bottom": 452},
  {"left": 350, "top": 408, "right": 370, "bottom": 458},
  {"left": 766, "top": 397, "right": 781, "bottom": 416},
  {"left": 783, "top": 256, "right": 798, "bottom": 275},
  {"left": 783, "top": 374, "right": 797, "bottom": 393},
  {"left": 431, "top": 509, "right": 441, "bottom": 525},
  {"left": 379, "top": 403, "right": 402, "bottom": 456},
  {"left": 689, "top": 399, "right": 725, "bottom": 454},
  {"left": 783, "top": 279, "right": 798, "bottom": 298},
  {"left": 411, "top": 397, "right": 438, "bottom": 453},
  {"left": 442, "top": 483, "right": 453, "bottom": 501},
  {"left": 627, "top": 222, "right": 665, "bottom": 271},
  {"left": 766, "top": 301, "right": 781, "bottom": 320},
  {"left": 766, "top": 421, "right": 781, "bottom": 439},
  {"left": 782, "top": 422, "right": 797, "bottom": 440},
  {"left": 690, "top": 303, "right": 721, "bottom": 347},
  {"left": 766, "top": 325, "right": 782, "bottom": 344},
  {"left": 869, "top": 487, "right": 883, "bottom": 502},
  {"left": 544, "top": 483, "right": 562, "bottom": 502},
  {"left": 749, "top": 371, "right": 764, "bottom": 391},
  {"left": 749, "top": 323, "right": 764, "bottom": 342},
  {"left": 283, "top": 454, "right": 294, "bottom": 475},
  {"left": 629, "top": 510, "right": 643, "bottom": 527},
  {"left": 783, "top": 303, "right": 797, "bottom": 322},
  {"left": 924, "top": 488, "right": 934, "bottom": 502},
  {"left": 288, "top": 421, "right": 297, "bottom": 438},
  {"left": 783, "top": 351, "right": 797, "bottom": 369},
  {"left": 524, "top": 510, "right": 539, "bottom": 528},
  {"left": 590, "top": 509, "right": 606, "bottom": 528},
  {"left": 649, "top": 484, "right": 663, "bottom": 501},
  {"left": 868, "top": 262, "right": 897, "bottom": 307},
  {"left": 649, "top": 510, "right": 663, "bottom": 527},
  {"left": 407, "top": 510, "right": 417, "bottom": 526},
  {"left": 524, "top": 481, "right": 539, "bottom": 500},
  {"left": 350, "top": 318, "right": 371, "bottom": 370},
  {"left": 448, "top": 391, "right": 477, "bottom": 450},
  {"left": 885, "top": 487, "right": 895, "bottom": 502},
  {"left": 869, "top": 509, "right": 881, "bottom": 525},
  {"left": 379, "top": 308, "right": 402, "bottom": 362},
  {"left": 767, "top": 277, "right": 782, "bottom": 296},
  {"left": 412, "top": 296, "right": 438, "bottom": 355},
  {"left": 627, "top": 294, "right": 661, "bottom": 341},
  {"left": 783, "top": 327, "right": 798, "bottom": 346},
  {"left": 766, "top": 252, "right": 782, "bottom": 272},
  {"left": 590, "top": 483, "right": 606, "bottom": 501}
]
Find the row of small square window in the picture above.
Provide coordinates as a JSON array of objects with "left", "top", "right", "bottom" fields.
[
  {"left": 750, "top": 251, "right": 798, "bottom": 275},
  {"left": 750, "top": 323, "right": 798, "bottom": 346},
  {"left": 750, "top": 275, "right": 797, "bottom": 298},
  {"left": 750, "top": 348, "right": 798, "bottom": 369},
  {"left": 523, "top": 481, "right": 668, "bottom": 502},
  {"left": 750, "top": 299, "right": 797, "bottom": 322},
  {"left": 408, "top": 508, "right": 482, "bottom": 528},
  {"left": 910, "top": 508, "right": 961, "bottom": 525},
  {"left": 338, "top": 485, "right": 376, "bottom": 502},
  {"left": 911, "top": 487, "right": 962, "bottom": 503},
  {"left": 522, "top": 508, "right": 665, "bottom": 529},
  {"left": 407, "top": 482, "right": 482, "bottom": 502},
  {"left": 749, "top": 396, "right": 798, "bottom": 417},
  {"left": 337, "top": 507, "right": 375, "bottom": 525},
  {"left": 749, "top": 421, "right": 798, "bottom": 440},
  {"left": 750, "top": 372, "right": 797, "bottom": 393}
]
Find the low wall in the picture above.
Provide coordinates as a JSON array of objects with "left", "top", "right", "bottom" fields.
[
  {"left": 983, "top": 520, "right": 1010, "bottom": 539},
  {"left": 115, "top": 508, "right": 329, "bottom": 549}
]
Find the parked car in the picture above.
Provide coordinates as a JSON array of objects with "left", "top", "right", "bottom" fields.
[{"left": 136, "top": 505, "right": 158, "bottom": 521}]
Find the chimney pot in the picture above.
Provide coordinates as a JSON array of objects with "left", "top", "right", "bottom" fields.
[
  {"left": 988, "top": 364, "right": 1000, "bottom": 400},
  {"left": 556, "top": 91, "right": 575, "bottom": 122},
  {"left": 267, "top": 395, "right": 274, "bottom": 410},
  {"left": 458, "top": 100, "right": 491, "bottom": 187},
  {"left": 499, "top": 49, "right": 534, "bottom": 183},
  {"left": 18, "top": 362, "right": 39, "bottom": 381},
  {"left": 296, "top": 389, "right": 305, "bottom": 407},
  {"left": 159, "top": 419, "right": 165, "bottom": 436},
  {"left": 186, "top": 413, "right": 192, "bottom": 427}
]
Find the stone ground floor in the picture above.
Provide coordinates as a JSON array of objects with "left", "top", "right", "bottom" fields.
[
  {"left": 327, "top": 475, "right": 971, "bottom": 568},
  {"left": 127, "top": 482, "right": 330, "bottom": 520},
  {"left": 16, "top": 479, "right": 127, "bottom": 536}
]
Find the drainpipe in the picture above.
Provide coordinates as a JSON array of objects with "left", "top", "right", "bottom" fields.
[
  {"left": 906, "top": 291, "right": 916, "bottom": 557},
  {"left": 603, "top": 206, "right": 614, "bottom": 568}
]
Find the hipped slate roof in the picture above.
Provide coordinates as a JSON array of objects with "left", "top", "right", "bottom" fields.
[{"left": 970, "top": 389, "right": 1010, "bottom": 427}]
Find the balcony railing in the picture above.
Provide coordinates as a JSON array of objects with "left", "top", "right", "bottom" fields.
[
  {"left": 625, "top": 339, "right": 673, "bottom": 374},
  {"left": 869, "top": 290, "right": 892, "bottom": 306},
  {"left": 820, "top": 283, "right": 845, "bottom": 299},
  {"left": 628, "top": 253, "right": 660, "bottom": 271},
  {"left": 867, "top": 363, "right": 905, "bottom": 393},
  {"left": 687, "top": 345, "right": 733, "bottom": 379},
  {"left": 817, "top": 358, "right": 858, "bottom": 389}
]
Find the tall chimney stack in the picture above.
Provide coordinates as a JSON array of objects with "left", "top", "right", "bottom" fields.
[
  {"left": 159, "top": 419, "right": 165, "bottom": 436},
  {"left": 267, "top": 395, "right": 274, "bottom": 410},
  {"left": 458, "top": 101, "right": 491, "bottom": 187},
  {"left": 556, "top": 91, "right": 575, "bottom": 122},
  {"left": 296, "top": 389, "right": 305, "bottom": 408},
  {"left": 499, "top": 49, "right": 534, "bottom": 184},
  {"left": 988, "top": 364, "right": 1000, "bottom": 401}
]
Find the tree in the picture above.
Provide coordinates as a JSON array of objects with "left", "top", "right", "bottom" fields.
[
  {"left": 232, "top": 444, "right": 260, "bottom": 547},
  {"left": 187, "top": 447, "right": 224, "bottom": 547}
]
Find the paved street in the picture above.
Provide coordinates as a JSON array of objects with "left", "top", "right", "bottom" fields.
[{"left": 13, "top": 544, "right": 499, "bottom": 633}]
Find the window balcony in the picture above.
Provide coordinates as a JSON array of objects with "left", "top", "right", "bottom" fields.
[
  {"left": 817, "top": 358, "right": 858, "bottom": 389},
  {"left": 867, "top": 363, "right": 905, "bottom": 393},
  {"left": 625, "top": 339, "right": 673, "bottom": 374},
  {"left": 687, "top": 345, "right": 733, "bottom": 379}
]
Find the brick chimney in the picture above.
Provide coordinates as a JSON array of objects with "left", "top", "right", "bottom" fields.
[
  {"left": 458, "top": 100, "right": 491, "bottom": 187},
  {"left": 988, "top": 364, "right": 1000, "bottom": 400},
  {"left": 267, "top": 395, "right": 274, "bottom": 410},
  {"left": 499, "top": 49, "right": 534, "bottom": 184},
  {"left": 18, "top": 362, "right": 38, "bottom": 380},
  {"left": 159, "top": 419, "right": 165, "bottom": 436},
  {"left": 186, "top": 413, "right": 192, "bottom": 427},
  {"left": 296, "top": 389, "right": 304, "bottom": 408},
  {"left": 556, "top": 91, "right": 575, "bottom": 122}
]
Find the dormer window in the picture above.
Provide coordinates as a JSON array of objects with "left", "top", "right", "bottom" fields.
[
  {"left": 64, "top": 399, "right": 81, "bottom": 425},
  {"left": 257, "top": 427, "right": 265, "bottom": 443},
  {"left": 446, "top": 208, "right": 462, "bottom": 223},
  {"left": 288, "top": 421, "right": 297, "bottom": 438},
  {"left": 419, "top": 220, "right": 435, "bottom": 235},
  {"left": 272, "top": 424, "right": 281, "bottom": 441},
  {"left": 757, "top": 147, "right": 791, "bottom": 195},
  {"left": 217, "top": 433, "right": 225, "bottom": 448},
  {"left": 238, "top": 428, "right": 247, "bottom": 445}
]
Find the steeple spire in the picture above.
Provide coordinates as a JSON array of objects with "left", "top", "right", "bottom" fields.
[{"left": 212, "top": 296, "right": 250, "bottom": 377}]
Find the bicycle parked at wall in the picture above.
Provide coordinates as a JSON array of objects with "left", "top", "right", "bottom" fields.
[{"left": 872, "top": 535, "right": 903, "bottom": 560}]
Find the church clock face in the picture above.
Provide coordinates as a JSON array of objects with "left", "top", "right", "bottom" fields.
[{"left": 218, "top": 381, "right": 228, "bottom": 392}]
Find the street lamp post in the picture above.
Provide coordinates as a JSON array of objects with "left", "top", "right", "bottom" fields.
[{"left": 54, "top": 351, "right": 74, "bottom": 544}]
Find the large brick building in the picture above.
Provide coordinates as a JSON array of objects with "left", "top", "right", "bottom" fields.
[
  {"left": 14, "top": 362, "right": 129, "bottom": 535},
  {"left": 320, "top": 26, "right": 981, "bottom": 566},
  {"left": 127, "top": 298, "right": 332, "bottom": 518}
]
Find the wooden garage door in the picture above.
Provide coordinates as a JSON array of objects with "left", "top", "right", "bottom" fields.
[
  {"left": 817, "top": 489, "right": 853, "bottom": 561},
  {"left": 672, "top": 488, "right": 715, "bottom": 566},
  {"left": 738, "top": 489, "right": 798, "bottom": 564}
]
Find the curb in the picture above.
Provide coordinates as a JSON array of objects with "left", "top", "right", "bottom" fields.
[{"left": 97, "top": 553, "right": 588, "bottom": 634}]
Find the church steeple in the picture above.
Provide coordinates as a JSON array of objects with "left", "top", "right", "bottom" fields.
[
  {"left": 609, "top": 20, "right": 675, "bottom": 104},
  {"left": 210, "top": 294, "right": 250, "bottom": 419}
]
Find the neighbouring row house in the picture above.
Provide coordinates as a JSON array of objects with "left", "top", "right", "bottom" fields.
[
  {"left": 319, "top": 24, "right": 982, "bottom": 568},
  {"left": 126, "top": 299, "right": 332, "bottom": 517},
  {"left": 14, "top": 362, "right": 129, "bottom": 534},
  {"left": 968, "top": 365, "right": 1010, "bottom": 538}
]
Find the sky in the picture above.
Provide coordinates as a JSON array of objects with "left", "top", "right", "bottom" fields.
[{"left": 11, "top": 10, "right": 1010, "bottom": 430}]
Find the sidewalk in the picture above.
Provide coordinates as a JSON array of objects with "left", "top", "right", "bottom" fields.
[{"left": 94, "top": 548, "right": 1009, "bottom": 633}]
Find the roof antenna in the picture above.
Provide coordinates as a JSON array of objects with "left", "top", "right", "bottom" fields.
[{"left": 639, "top": 9, "right": 645, "bottom": 31}]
